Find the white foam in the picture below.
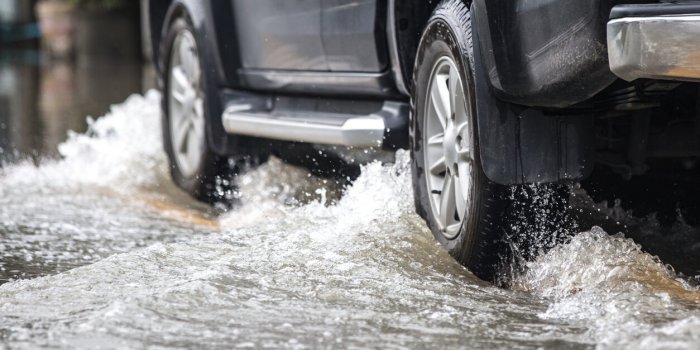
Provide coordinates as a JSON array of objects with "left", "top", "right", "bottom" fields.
[
  {"left": 0, "top": 90, "right": 166, "bottom": 194},
  {"left": 515, "top": 226, "right": 700, "bottom": 348}
]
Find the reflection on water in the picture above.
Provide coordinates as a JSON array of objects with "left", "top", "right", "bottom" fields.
[{"left": 0, "top": 50, "right": 146, "bottom": 161}]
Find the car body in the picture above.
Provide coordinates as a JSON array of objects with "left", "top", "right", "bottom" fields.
[{"left": 147, "top": 0, "right": 700, "bottom": 281}]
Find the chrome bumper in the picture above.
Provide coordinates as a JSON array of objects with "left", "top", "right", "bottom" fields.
[{"left": 608, "top": 15, "right": 700, "bottom": 82}]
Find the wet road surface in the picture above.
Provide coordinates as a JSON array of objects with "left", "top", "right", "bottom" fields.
[{"left": 0, "top": 92, "right": 699, "bottom": 349}]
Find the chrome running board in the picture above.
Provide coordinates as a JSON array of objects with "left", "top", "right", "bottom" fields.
[{"left": 222, "top": 100, "right": 407, "bottom": 148}]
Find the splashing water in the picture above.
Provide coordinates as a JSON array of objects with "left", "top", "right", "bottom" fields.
[
  {"left": 1, "top": 90, "right": 166, "bottom": 192},
  {"left": 514, "top": 227, "right": 700, "bottom": 348},
  {"left": 0, "top": 92, "right": 698, "bottom": 348}
]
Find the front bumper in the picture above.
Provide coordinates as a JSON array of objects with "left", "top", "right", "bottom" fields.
[{"left": 608, "top": 4, "right": 700, "bottom": 82}]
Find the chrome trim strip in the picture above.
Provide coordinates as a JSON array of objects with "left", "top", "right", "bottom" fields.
[
  {"left": 387, "top": 0, "right": 410, "bottom": 96},
  {"left": 608, "top": 15, "right": 700, "bottom": 82}
]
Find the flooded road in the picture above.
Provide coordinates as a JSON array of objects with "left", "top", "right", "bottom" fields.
[{"left": 0, "top": 92, "right": 699, "bottom": 348}]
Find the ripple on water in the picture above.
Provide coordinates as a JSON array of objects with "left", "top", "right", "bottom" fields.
[{"left": 0, "top": 92, "right": 698, "bottom": 349}]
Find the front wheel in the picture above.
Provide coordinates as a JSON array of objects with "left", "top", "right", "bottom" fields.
[
  {"left": 161, "top": 14, "right": 239, "bottom": 205},
  {"left": 411, "top": 0, "right": 509, "bottom": 281}
]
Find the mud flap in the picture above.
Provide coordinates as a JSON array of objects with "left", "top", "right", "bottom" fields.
[{"left": 470, "top": 4, "right": 594, "bottom": 185}]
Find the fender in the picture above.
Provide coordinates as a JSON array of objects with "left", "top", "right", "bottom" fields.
[{"left": 471, "top": 0, "right": 618, "bottom": 108}]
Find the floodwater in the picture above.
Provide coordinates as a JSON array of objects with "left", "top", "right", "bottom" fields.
[{"left": 0, "top": 91, "right": 698, "bottom": 349}]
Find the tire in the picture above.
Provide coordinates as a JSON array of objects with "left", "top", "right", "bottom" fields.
[
  {"left": 410, "top": 0, "right": 510, "bottom": 282},
  {"left": 161, "top": 14, "right": 238, "bottom": 205}
]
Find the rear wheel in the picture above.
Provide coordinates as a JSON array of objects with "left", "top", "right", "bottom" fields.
[
  {"left": 411, "top": 0, "right": 509, "bottom": 281},
  {"left": 161, "top": 15, "right": 238, "bottom": 205}
]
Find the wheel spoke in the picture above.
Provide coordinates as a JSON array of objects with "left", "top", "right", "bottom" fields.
[
  {"left": 454, "top": 174, "right": 466, "bottom": 219},
  {"left": 429, "top": 156, "right": 447, "bottom": 175},
  {"left": 170, "top": 97, "right": 185, "bottom": 121},
  {"left": 186, "top": 127, "right": 200, "bottom": 164},
  {"left": 436, "top": 74, "right": 452, "bottom": 117},
  {"left": 174, "top": 108, "right": 189, "bottom": 130},
  {"left": 430, "top": 74, "right": 451, "bottom": 128},
  {"left": 448, "top": 66, "right": 459, "bottom": 119},
  {"left": 179, "top": 37, "right": 192, "bottom": 78},
  {"left": 191, "top": 100, "right": 205, "bottom": 141},
  {"left": 439, "top": 175, "right": 456, "bottom": 228},
  {"left": 458, "top": 148, "right": 471, "bottom": 161},
  {"left": 171, "top": 89, "right": 186, "bottom": 105},
  {"left": 456, "top": 121, "right": 468, "bottom": 135},
  {"left": 446, "top": 223, "right": 462, "bottom": 234},
  {"left": 180, "top": 36, "right": 200, "bottom": 84},
  {"left": 427, "top": 133, "right": 444, "bottom": 146},
  {"left": 172, "top": 67, "right": 190, "bottom": 95},
  {"left": 175, "top": 119, "right": 192, "bottom": 154},
  {"left": 456, "top": 120, "right": 471, "bottom": 161},
  {"left": 188, "top": 50, "right": 201, "bottom": 84},
  {"left": 454, "top": 78, "right": 469, "bottom": 130},
  {"left": 193, "top": 97, "right": 204, "bottom": 119}
]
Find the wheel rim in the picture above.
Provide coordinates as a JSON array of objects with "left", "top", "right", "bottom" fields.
[
  {"left": 423, "top": 56, "right": 474, "bottom": 239},
  {"left": 168, "top": 29, "right": 205, "bottom": 179}
]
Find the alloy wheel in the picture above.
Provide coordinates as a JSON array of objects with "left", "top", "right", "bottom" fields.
[
  {"left": 422, "top": 56, "right": 474, "bottom": 239},
  {"left": 168, "top": 29, "right": 205, "bottom": 179}
]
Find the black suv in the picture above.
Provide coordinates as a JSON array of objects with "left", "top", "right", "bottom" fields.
[{"left": 148, "top": 0, "right": 700, "bottom": 281}]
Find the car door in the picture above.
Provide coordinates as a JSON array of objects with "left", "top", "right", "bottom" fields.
[
  {"left": 231, "top": 0, "right": 393, "bottom": 96},
  {"left": 233, "top": 0, "right": 328, "bottom": 71},
  {"left": 233, "top": 0, "right": 387, "bottom": 73},
  {"left": 321, "top": 0, "right": 388, "bottom": 72}
]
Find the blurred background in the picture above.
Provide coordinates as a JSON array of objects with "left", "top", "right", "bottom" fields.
[{"left": 0, "top": 0, "right": 152, "bottom": 162}]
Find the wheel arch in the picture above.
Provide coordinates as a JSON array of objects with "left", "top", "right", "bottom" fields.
[{"left": 391, "top": 0, "right": 446, "bottom": 96}]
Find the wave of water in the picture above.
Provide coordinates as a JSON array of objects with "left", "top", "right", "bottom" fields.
[
  {"left": 514, "top": 227, "right": 700, "bottom": 348},
  {"left": 0, "top": 92, "right": 698, "bottom": 348}
]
